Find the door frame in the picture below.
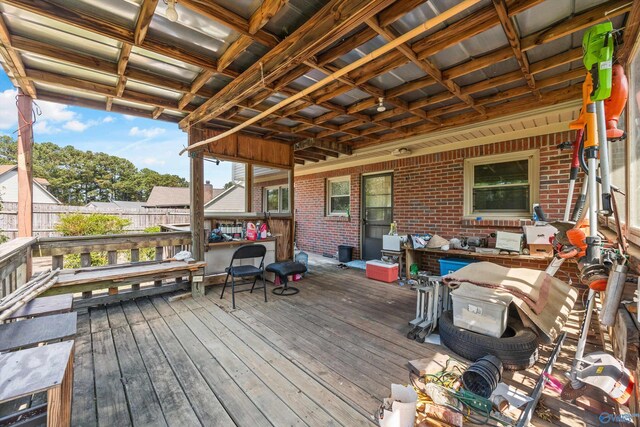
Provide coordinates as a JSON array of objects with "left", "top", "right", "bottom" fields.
[{"left": 360, "top": 171, "right": 394, "bottom": 260}]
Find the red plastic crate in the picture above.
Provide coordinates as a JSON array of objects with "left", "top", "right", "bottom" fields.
[{"left": 365, "top": 260, "right": 398, "bottom": 283}]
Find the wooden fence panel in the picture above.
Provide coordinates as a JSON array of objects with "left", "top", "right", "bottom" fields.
[{"left": 0, "top": 203, "right": 190, "bottom": 239}]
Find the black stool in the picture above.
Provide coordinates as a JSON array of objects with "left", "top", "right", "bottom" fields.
[{"left": 266, "top": 262, "right": 307, "bottom": 295}]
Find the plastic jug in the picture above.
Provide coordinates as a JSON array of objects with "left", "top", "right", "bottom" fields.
[{"left": 246, "top": 222, "right": 257, "bottom": 241}]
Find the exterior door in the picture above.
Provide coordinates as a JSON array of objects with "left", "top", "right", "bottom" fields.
[{"left": 362, "top": 173, "right": 393, "bottom": 260}]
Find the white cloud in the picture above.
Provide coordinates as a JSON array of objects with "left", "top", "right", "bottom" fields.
[
  {"left": 36, "top": 100, "right": 77, "bottom": 122},
  {"left": 123, "top": 115, "right": 136, "bottom": 121},
  {"left": 129, "top": 126, "right": 166, "bottom": 138},
  {"left": 33, "top": 120, "right": 59, "bottom": 135},
  {"left": 63, "top": 120, "right": 91, "bottom": 132},
  {"left": 142, "top": 157, "right": 166, "bottom": 166},
  {"left": 102, "top": 116, "right": 115, "bottom": 123},
  {"left": 0, "top": 89, "right": 18, "bottom": 130}
]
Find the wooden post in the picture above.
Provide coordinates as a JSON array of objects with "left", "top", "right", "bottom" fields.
[
  {"left": 189, "top": 127, "right": 205, "bottom": 262},
  {"left": 130, "top": 248, "right": 140, "bottom": 291},
  {"left": 16, "top": 89, "right": 33, "bottom": 239},
  {"left": 80, "top": 252, "right": 91, "bottom": 299},
  {"left": 107, "top": 250, "right": 118, "bottom": 295},
  {"left": 245, "top": 163, "right": 253, "bottom": 212},
  {"left": 47, "top": 347, "right": 74, "bottom": 427}
]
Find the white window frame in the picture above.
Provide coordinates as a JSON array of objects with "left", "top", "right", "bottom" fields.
[
  {"left": 326, "top": 176, "right": 350, "bottom": 216},
  {"left": 263, "top": 185, "right": 289, "bottom": 213},
  {"left": 463, "top": 149, "right": 540, "bottom": 219}
]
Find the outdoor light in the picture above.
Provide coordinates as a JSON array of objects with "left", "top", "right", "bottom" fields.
[
  {"left": 376, "top": 97, "right": 386, "bottom": 112},
  {"left": 166, "top": 0, "right": 179, "bottom": 22}
]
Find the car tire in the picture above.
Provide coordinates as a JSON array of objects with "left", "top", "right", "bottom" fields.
[{"left": 438, "top": 311, "right": 539, "bottom": 370}]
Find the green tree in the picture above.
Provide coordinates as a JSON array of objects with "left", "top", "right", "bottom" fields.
[{"left": 0, "top": 136, "right": 188, "bottom": 205}]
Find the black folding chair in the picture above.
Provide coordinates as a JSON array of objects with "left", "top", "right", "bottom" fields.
[{"left": 220, "top": 244, "right": 267, "bottom": 309}]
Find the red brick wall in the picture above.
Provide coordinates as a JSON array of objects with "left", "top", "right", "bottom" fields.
[
  {"left": 294, "top": 131, "right": 578, "bottom": 264},
  {"left": 252, "top": 178, "right": 288, "bottom": 212}
]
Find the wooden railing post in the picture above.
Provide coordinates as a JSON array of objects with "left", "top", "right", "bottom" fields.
[
  {"left": 154, "top": 246, "right": 163, "bottom": 286},
  {"left": 52, "top": 255, "right": 64, "bottom": 270},
  {"left": 107, "top": 250, "right": 118, "bottom": 295},
  {"left": 131, "top": 249, "right": 140, "bottom": 291},
  {"left": 80, "top": 252, "right": 91, "bottom": 299}
]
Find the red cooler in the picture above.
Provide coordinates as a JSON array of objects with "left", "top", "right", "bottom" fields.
[{"left": 365, "top": 260, "right": 398, "bottom": 283}]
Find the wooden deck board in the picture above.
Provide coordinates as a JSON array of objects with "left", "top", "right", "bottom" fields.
[{"left": 72, "top": 255, "right": 621, "bottom": 427}]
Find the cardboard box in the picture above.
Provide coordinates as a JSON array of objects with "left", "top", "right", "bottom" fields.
[
  {"left": 495, "top": 231, "right": 523, "bottom": 252},
  {"left": 529, "top": 244, "right": 554, "bottom": 258},
  {"left": 523, "top": 225, "right": 557, "bottom": 245}
]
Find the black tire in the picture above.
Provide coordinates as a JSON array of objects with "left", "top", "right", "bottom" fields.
[{"left": 438, "top": 311, "right": 539, "bottom": 370}]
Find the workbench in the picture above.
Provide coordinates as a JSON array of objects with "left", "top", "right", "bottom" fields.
[
  {"left": 204, "top": 238, "right": 277, "bottom": 284},
  {"left": 404, "top": 246, "right": 554, "bottom": 277}
]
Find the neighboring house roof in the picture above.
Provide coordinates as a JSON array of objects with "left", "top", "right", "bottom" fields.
[
  {"left": 144, "top": 186, "right": 190, "bottom": 208},
  {"left": 204, "top": 184, "right": 245, "bottom": 212},
  {"left": 86, "top": 200, "right": 146, "bottom": 210},
  {"left": 212, "top": 188, "right": 224, "bottom": 198},
  {"left": 0, "top": 164, "right": 61, "bottom": 204}
]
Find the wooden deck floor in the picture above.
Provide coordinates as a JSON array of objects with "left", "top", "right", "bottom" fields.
[{"left": 72, "top": 256, "right": 620, "bottom": 426}]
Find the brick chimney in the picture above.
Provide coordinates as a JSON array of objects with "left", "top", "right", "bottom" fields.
[{"left": 204, "top": 180, "right": 214, "bottom": 203}]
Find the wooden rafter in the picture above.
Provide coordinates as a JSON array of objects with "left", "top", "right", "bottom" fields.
[
  {"left": 248, "top": 0, "right": 289, "bottom": 35},
  {"left": 492, "top": 0, "right": 539, "bottom": 97},
  {"left": 366, "top": 18, "right": 485, "bottom": 115},
  {"left": 0, "top": 14, "right": 36, "bottom": 97},
  {"left": 1, "top": 0, "right": 229, "bottom": 77},
  {"left": 293, "top": 139, "right": 352, "bottom": 155},
  {"left": 134, "top": 0, "right": 159, "bottom": 45},
  {"left": 181, "top": 0, "right": 397, "bottom": 128},
  {"left": 179, "top": 0, "right": 279, "bottom": 48},
  {"left": 618, "top": 0, "right": 640, "bottom": 64}
]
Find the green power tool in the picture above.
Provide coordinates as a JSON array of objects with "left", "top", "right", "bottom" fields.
[{"left": 582, "top": 21, "right": 614, "bottom": 101}]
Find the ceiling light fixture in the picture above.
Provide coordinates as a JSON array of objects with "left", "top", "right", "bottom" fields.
[
  {"left": 377, "top": 97, "right": 386, "bottom": 112},
  {"left": 166, "top": 0, "right": 179, "bottom": 22}
]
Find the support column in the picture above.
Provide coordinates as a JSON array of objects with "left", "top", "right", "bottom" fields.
[
  {"left": 16, "top": 89, "right": 33, "bottom": 238},
  {"left": 189, "top": 127, "right": 205, "bottom": 262},
  {"left": 245, "top": 163, "right": 253, "bottom": 212}
]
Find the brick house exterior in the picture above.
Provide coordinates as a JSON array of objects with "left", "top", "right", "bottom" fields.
[{"left": 292, "top": 130, "right": 580, "bottom": 279}]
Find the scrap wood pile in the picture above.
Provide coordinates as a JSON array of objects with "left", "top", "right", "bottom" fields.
[{"left": 0, "top": 269, "right": 60, "bottom": 322}]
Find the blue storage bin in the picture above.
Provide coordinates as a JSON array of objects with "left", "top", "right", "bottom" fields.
[{"left": 438, "top": 258, "right": 477, "bottom": 276}]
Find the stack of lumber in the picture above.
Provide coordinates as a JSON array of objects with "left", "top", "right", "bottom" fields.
[{"left": 0, "top": 269, "right": 60, "bottom": 322}]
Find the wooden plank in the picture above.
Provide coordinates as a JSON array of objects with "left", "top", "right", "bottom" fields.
[
  {"left": 47, "top": 347, "right": 74, "bottom": 427},
  {"left": 92, "top": 329, "right": 132, "bottom": 427},
  {"left": 111, "top": 324, "right": 168, "bottom": 426},
  {"left": 3, "top": 294, "right": 72, "bottom": 320},
  {"left": 178, "top": 309, "right": 327, "bottom": 426},
  {"left": 128, "top": 321, "right": 201, "bottom": 426},
  {"left": 71, "top": 282, "right": 189, "bottom": 310},
  {"left": 134, "top": 0, "right": 159, "bottom": 45},
  {"left": 0, "top": 312, "right": 77, "bottom": 352},
  {"left": 0, "top": 15, "right": 37, "bottom": 97},
  {"left": 89, "top": 306, "right": 110, "bottom": 333},
  {"left": 158, "top": 313, "right": 272, "bottom": 426},
  {"left": 120, "top": 299, "right": 146, "bottom": 325},
  {"left": 71, "top": 314, "right": 97, "bottom": 427},
  {"left": 191, "top": 303, "right": 369, "bottom": 426},
  {"left": 106, "top": 304, "right": 129, "bottom": 329},
  {"left": 0, "top": 341, "right": 74, "bottom": 402}
]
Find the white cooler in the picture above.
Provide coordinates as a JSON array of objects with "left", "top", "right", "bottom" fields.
[{"left": 450, "top": 284, "right": 512, "bottom": 338}]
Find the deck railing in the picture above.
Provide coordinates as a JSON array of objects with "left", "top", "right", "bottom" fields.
[
  {"left": 0, "top": 231, "right": 192, "bottom": 299},
  {"left": 0, "top": 237, "right": 36, "bottom": 297}
]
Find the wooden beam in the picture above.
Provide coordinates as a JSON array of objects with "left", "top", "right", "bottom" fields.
[
  {"left": 36, "top": 89, "right": 183, "bottom": 123},
  {"left": 366, "top": 18, "right": 485, "bottom": 115},
  {"left": 24, "top": 68, "right": 192, "bottom": 112},
  {"left": 294, "top": 158, "right": 305, "bottom": 165},
  {"left": 217, "top": 35, "right": 253, "bottom": 72},
  {"left": 293, "top": 138, "right": 352, "bottom": 155},
  {"left": 189, "top": 126, "right": 205, "bottom": 261},
  {"left": 248, "top": 0, "right": 288, "bottom": 35},
  {"left": 134, "top": 0, "right": 159, "bottom": 45},
  {"left": 16, "top": 90, "right": 33, "bottom": 238},
  {"left": 295, "top": 150, "right": 326, "bottom": 161},
  {"left": 181, "top": 0, "right": 396, "bottom": 128},
  {"left": 179, "top": 0, "right": 279, "bottom": 48},
  {"left": 178, "top": 70, "right": 214, "bottom": 110},
  {"left": 305, "top": 147, "right": 339, "bottom": 158},
  {"left": 378, "top": 0, "right": 426, "bottom": 27},
  {"left": 2, "top": 0, "right": 224, "bottom": 75},
  {"left": 520, "top": 0, "right": 631, "bottom": 51},
  {"left": 152, "top": 107, "right": 164, "bottom": 119},
  {"left": 618, "top": 0, "right": 640, "bottom": 64},
  {"left": 492, "top": 0, "right": 539, "bottom": 96},
  {"left": 0, "top": 15, "right": 36, "bottom": 97}
]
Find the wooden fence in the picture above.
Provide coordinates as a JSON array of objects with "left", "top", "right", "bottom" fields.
[{"left": 0, "top": 202, "right": 190, "bottom": 239}]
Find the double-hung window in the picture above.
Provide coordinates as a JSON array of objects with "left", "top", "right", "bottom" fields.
[
  {"left": 464, "top": 150, "right": 539, "bottom": 218},
  {"left": 327, "top": 176, "right": 350, "bottom": 216}
]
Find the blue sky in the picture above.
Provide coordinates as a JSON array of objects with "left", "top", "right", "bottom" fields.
[{"left": 0, "top": 71, "right": 232, "bottom": 187}]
